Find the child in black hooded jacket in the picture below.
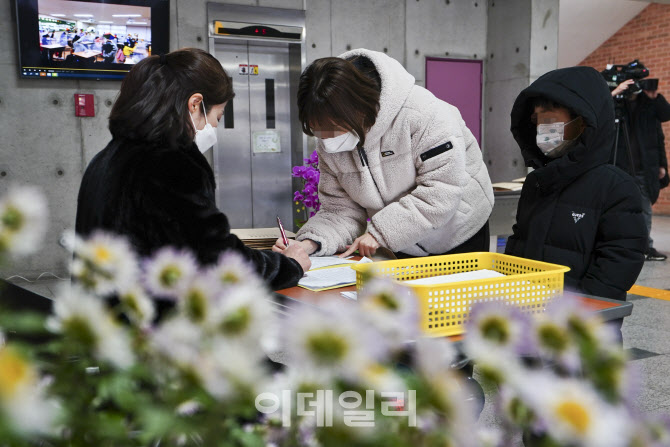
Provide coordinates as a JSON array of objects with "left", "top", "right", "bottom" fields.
[{"left": 505, "top": 66, "right": 646, "bottom": 310}]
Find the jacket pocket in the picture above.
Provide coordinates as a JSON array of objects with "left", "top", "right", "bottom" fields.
[{"left": 420, "top": 141, "right": 454, "bottom": 161}]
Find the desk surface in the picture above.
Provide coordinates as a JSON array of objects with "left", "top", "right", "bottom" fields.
[
  {"left": 274, "top": 285, "right": 634, "bottom": 325},
  {"left": 74, "top": 50, "right": 102, "bottom": 58},
  {"left": 276, "top": 255, "right": 633, "bottom": 323}
]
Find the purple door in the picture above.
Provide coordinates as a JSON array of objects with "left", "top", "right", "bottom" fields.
[{"left": 425, "top": 57, "right": 483, "bottom": 145}]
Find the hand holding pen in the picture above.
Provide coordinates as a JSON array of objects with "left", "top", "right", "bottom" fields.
[{"left": 272, "top": 216, "right": 312, "bottom": 272}]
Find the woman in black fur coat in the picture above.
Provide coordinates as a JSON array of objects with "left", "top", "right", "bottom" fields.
[{"left": 75, "top": 48, "right": 310, "bottom": 293}]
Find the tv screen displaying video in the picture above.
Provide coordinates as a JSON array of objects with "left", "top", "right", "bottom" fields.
[{"left": 16, "top": 0, "right": 169, "bottom": 80}]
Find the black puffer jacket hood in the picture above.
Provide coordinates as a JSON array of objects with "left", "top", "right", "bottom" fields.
[
  {"left": 510, "top": 66, "right": 615, "bottom": 195},
  {"left": 506, "top": 67, "right": 646, "bottom": 301}
]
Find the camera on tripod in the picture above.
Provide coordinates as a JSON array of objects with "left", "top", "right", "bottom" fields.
[{"left": 601, "top": 60, "right": 655, "bottom": 100}]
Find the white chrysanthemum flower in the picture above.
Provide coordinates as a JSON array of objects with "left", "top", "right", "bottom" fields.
[
  {"left": 472, "top": 346, "right": 525, "bottom": 387},
  {"left": 358, "top": 278, "right": 419, "bottom": 346},
  {"left": 548, "top": 293, "right": 618, "bottom": 349},
  {"left": 0, "top": 185, "right": 48, "bottom": 256},
  {"left": 296, "top": 416, "right": 321, "bottom": 447},
  {"left": 143, "top": 247, "right": 197, "bottom": 298},
  {"left": 414, "top": 337, "right": 456, "bottom": 380},
  {"left": 150, "top": 316, "right": 203, "bottom": 369},
  {"left": 421, "top": 369, "right": 477, "bottom": 446},
  {"left": 544, "top": 295, "right": 629, "bottom": 398},
  {"left": 269, "top": 365, "right": 333, "bottom": 399},
  {"left": 119, "top": 285, "right": 156, "bottom": 328},
  {"left": 633, "top": 413, "right": 670, "bottom": 447},
  {"left": 177, "top": 274, "right": 221, "bottom": 324},
  {"left": 175, "top": 399, "right": 201, "bottom": 416},
  {"left": 47, "top": 285, "right": 134, "bottom": 369},
  {"left": 72, "top": 231, "right": 139, "bottom": 296},
  {"left": 520, "top": 372, "right": 632, "bottom": 447},
  {"left": 357, "top": 362, "right": 407, "bottom": 397},
  {"left": 476, "top": 427, "right": 503, "bottom": 447},
  {"left": 464, "top": 302, "right": 534, "bottom": 360},
  {"left": 285, "top": 302, "right": 385, "bottom": 380},
  {"left": 257, "top": 365, "right": 333, "bottom": 430},
  {"left": 198, "top": 340, "right": 269, "bottom": 400},
  {"left": 206, "top": 250, "right": 263, "bottom": 289},
  {"left": 497, "top": 384, "right": 536, "bottom": 429},
  {"left": 195, "top": 352, "right": 233, "bottom": 400},
  {"left": 0, "top": 346, "right": 58, "bottom": 434},
  {"left": 534, "top": 316, "right": 581, "bottom": 372},
  {"left": 207, "top": 284, "right": 275, "bottom": 348}
]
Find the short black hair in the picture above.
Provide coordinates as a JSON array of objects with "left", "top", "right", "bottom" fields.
[
  {"left": 298, "top": 57, "right": 380, "bottom": 149},
  {"left": 531, "top": 96, "right": 578, "bottom": 119}
]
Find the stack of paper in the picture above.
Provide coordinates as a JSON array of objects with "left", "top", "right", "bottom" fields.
[
  {"left": 298, "top": 257, "right": 373, "bottom": 291},
  {"left": 403, "top": 269, "right": 504, "bottom": 285},
  {"left": 492, "top": 177, "right": 526, "bottom": 192},
  {"left": 491, "top": 182, "right": 523, "bottom": 191},
  {"left": 230, "top": 228, "right": 296, "bottom": 250}
]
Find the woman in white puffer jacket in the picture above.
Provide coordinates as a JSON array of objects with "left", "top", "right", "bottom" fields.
[{"left": 273, "top": 49, "right": 494, "bottom": 258}]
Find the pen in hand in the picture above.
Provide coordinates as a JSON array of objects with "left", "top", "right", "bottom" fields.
[
  {"left": 276, "top": 215, "right": 289, "bottom": 247},
  {"left": 272, "top": 216, "right": 311, "bottom": 272}
]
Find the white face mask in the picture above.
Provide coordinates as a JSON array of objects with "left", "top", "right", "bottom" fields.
[
  {"left": 321, "top": 132, "right": 359, "bottom": 153},
  {"left": 536, "top": 118, "right": 578, "bottom": 159},
  {"left": 190, "top": 100, "right": 217, "bottom": 154}
]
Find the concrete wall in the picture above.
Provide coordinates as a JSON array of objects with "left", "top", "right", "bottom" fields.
[
  {"left": 0, "top": 0, "right": 491, "bottom": 278},
  {"left": 484, "top": 0, "right": 558, "bottom": 183}
]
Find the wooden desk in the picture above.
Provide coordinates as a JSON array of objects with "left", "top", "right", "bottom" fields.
[
  {"left": 42, "top": 44, "right": 65, "bottom": 60},
  {"left": 74, "top": 50, "right": 102, "bottom": 59}
]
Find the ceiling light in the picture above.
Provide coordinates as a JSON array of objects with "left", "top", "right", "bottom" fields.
[
  {"left": 113, "top": 14, "right": 142, "bottom": 17},
  {"left": 51, "top": 13, "right": 66, "bottom": 17},
  {"left": 73, "top": 14, "right": 93, "bottom": 17}
]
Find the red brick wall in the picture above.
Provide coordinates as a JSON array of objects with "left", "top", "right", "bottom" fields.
[{"left": 579, "top": 3, "right": 670, "bottom": 214}]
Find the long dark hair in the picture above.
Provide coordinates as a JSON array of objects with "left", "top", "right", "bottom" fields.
[
  {"left": 297, "top": 56, "right": 380, "bottom": 149},
  {"left": 109, "top": 48, "right": 234, "bottom": 148}
]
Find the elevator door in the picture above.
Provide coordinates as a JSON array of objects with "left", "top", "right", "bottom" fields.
[{"left": 214, "top": 41, "right": 293, "bottom": 229}]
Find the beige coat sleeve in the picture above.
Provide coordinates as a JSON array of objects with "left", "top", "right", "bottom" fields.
[
  {"left": 367, "top": 105, "right": 473, "bottom": 252},
  {"left": 295, "top": 153, "right": 368, "bottom": 256}
]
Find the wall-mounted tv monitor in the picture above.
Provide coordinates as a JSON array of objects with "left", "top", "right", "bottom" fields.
[{"left": 15, "top": 0, "right": 169, "bottom": 80}]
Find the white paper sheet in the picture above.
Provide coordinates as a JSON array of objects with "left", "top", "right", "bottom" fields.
[
  {"left": 308, "top": 256, "right": 357, "bottom": 271},
  {"left": 403, "top": 269, "right": 504, "bottom": 286},
  {"left": 298, "top": 266, "right": 357, "bottom": 290},
  {"left": 340, "top": 291, "right": 358, "bottom": 300}
]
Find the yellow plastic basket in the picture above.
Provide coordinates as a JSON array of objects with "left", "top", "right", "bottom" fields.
[{"left": 351, "top": 252, "right": 570, "bottom": 337}]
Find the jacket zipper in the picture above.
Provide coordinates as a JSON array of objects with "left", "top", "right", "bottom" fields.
[
  {"left": 358, "top": 146, "right": 427, "bottom": 255},
  {"left": 357, "top": 146, "right": 383, "bottom": 204}
]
